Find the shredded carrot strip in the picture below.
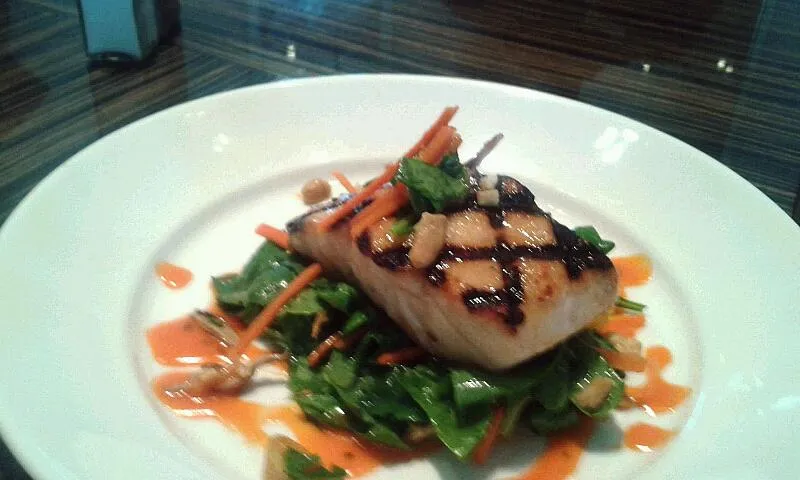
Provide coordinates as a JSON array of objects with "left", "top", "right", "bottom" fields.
[
  {"left": 349, "top": 185, "right": 410, "bottom": 239},
  {"left": 332, "top": 171, "right": 358, "bottom": 194},
  {"left": 473, "top": 407, "right": 505, "bottom": 464},
  {"left": 232, "top": 264, "right": 322, "bottom": 355},
  {"left": 376, "top": 346, "right": 427, "bottom": 366},
  {"left": 318, "top": 107, "right": 459, "bottom": 234},
  {"left": 348, "top": 122, "right": 454, "bottom": 236},
  {"left": 316, "top": 163, "right": 400, "bottom": 232},
  {"left": 307, "top": 332, "right": 342, "bottom": 368},
  {"left": 348, "top": 187, "right": 393, "bottom": 233},
  {"left": 255, "top": 224, "right": 289, "bottom": 250},
  {"left": 333, "top": 327, "right": 368, "bottom": 350},
  {"left": 598, "top": 348, "right": 647, "bottom": 373},
  {"left": 308, "top": 328, "right": 368, "bottom": 368},
  {"left": 418, "top": 126, "right": 456, "bottom": 166},
  {"left": 404, "top": 106, "right": 459, "bottom": 158}
]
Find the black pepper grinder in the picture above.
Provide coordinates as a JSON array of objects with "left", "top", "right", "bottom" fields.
[{"left": 77, "top": 0, "right": 181, "bottom": 66}]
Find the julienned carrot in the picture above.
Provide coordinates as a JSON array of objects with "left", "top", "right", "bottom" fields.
[
  {"left": 348, "top": 123, "right": 452, "bottom": 237},
  {"left": 376, "top": 346, "right": 428, "bottom": 366},
  {"left": 598, "top": 348, "right": 647, "bottom": 373},
  {"left": 232, "top": 263, "right": 322, "bottom": 355},
  {"left": 349, "top": 185, "right": 410, "bottom": 238},
  {"left": 308, "top": 328, "right": 368, "bottom": 368},
  {"left": 332, "top": 171, "right": 358, "bottom": 194},
  {"left": 404, "top": 106, "right": 459, "bottom": 158},
  {"left": 319, "top": 107, "right": 459, "bottom": 233},
  {"left": 418, "top": 126, "right": 456, "bottom": 166},
  {"left": 317, "top": 163, "right": 400, "bottom": 232},
  {"left": 307, "top": 332, "right": 342, "bottom": 368},
  {"left": 255, "top": 224, "right": 289, "bottom": 250},
  {"left": 473, "top": 407, "right": 505, "bottom": 464},
  {"left": 333, "top": 327, "right": 368, "bottom": 349}
]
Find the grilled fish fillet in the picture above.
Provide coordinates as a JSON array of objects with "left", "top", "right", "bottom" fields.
[{"left": 288, "top": 174, "right": 617, "bottom": 371}]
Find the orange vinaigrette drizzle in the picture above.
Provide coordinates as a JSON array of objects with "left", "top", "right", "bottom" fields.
[
  {"left": 155, "top": 262, "right": 193, "bottom": 289},
  {"left": 146, "top": 254, "right": 689, "bottom": 478}
]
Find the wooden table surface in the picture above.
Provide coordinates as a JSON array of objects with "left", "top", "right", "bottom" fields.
[{"left": 1, "top": 0, "right": 799, "bottom": 477}]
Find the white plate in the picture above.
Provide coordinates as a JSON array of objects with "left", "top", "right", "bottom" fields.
[{"left": 1, "top": 75, "right": 798, "bottom": 480}]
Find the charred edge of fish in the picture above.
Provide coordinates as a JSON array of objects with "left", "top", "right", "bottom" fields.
[
  {"left": 333, "top": 197, "right": 375, "bottom": 230},
  {"left": 356, "top": 232, "right": 371, "bottom": 255},
  {"left": 371, "top": 247, "right": 411, "bottom": 270},
  {"left": 498, "top": 176, "right": 538, "bottom": 212},
  {"left": 550, "top": 219, "right": 614, "bottom": 278},
  {"left": 286, "top": 194, "right": 353, "bottom": 234}
]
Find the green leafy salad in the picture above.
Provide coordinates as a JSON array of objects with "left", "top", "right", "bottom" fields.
[
  {"left": 212, "top": 240, "right": 629, "bottom": 466},
  {"left": 209, "top": 153, "right": 645, "bottom": 476}
]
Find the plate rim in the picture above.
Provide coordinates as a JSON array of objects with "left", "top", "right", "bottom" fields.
[{"left": 1, "top": 73, "right": 797, "bottom": 480}]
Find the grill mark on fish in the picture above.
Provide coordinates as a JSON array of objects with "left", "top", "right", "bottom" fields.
[
  {"left": 434, "top": 242, "right": 611, "bottom": 274},
  {"left": 551, "top": 220, "right": 613, "bottom": 278},
  {"left": 372, "top": 247, "right": 411, "bottom": 270},
  {"left": 356, "top": 232, "right": 371, "bottom": 255},
  {"left": 487, "top": 208, "right": 505, "bottom": 229},
  {"left": 426, "top": 261, "right": 447, "bottom": 287},
  {"left": 300, "top": 173, "right": 613, "bottom": 330},
  {"left": 463, "top": 290, "right": 508, "bottom": 309},
  {"left": 357, "top": 212, "right": 611, "bottom": 328},
  {"left": 358, "top": 231, "right": 411, "bottom": 270},
  {"left": 503, "top": 264, "right": 525, "bottom": 327}
]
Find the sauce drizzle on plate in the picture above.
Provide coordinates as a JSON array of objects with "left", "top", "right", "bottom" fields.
[
  {"left": 146, "top": 253, "right": 690, "bottom": 478},
  {"left": 623, "top": 423, "right": 675, "bottom": 452},
  {"left": 516, "top": 417, "right": 594, "bottom": 480},
  {"left": 626, "top": 346, "right": 692, "bottom": 415},
  {"left": 155, "top": 262, "right": 193, "bottom": 289},
  {"left": 152, "top": 372, "right": 429, "bottom": 477},
  {"left": 147, "top": 315, "right": 264, "bottom": 367}
]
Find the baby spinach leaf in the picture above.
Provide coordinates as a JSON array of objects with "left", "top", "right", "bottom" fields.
[
  {"left": 316, "top": 281, "right": 359, "bottom": 313},
  {"left": 532, "top": 347, "right": 572, "bottom": 412},
  {"left": 349, "top": 373, "right": 426, "bottom": 425},
  {"left": 212, "top": 241, "right": 304, "bottom": 318},
  {"left": 395, "top": 158, "right": 470, "bottom": 213},
  {"left": 529, "top": 404, "right": 579, "bottom": 435},
  {"left": 439, "top": 153, "right": 467, "bottom": 180},
  {"left": 294, "top": 393, "right": 349, "bottom": 429},
  {"left": 450, "top": 367, "right": 545, "bottom": 411},
  {"left": 289, "top": 359, "right": 349, "bottom": 428},
  {"left": 397, "top": 366, "right": 491, "bottom": 460},
  {"left": 500, "top": 394, "right": 532, "bottom": 437},
  {"left": 569, "top": 354, "right": 625, "bottom": 418},
  {"left": 266, "top": 314, "right": 316, "bottom": 354},
  {"left": 342, "top": 310, "right": 371, "bottom": 335},
  {"left": 284, "top": 448, "right": 347, "bottom": 479},
  {"left": 282, "top": 289, "right": 325, "bottom": 317},
  {"left": 450, "top": 370, "right": 506, "bottom": 409},
  {"left": 322, "top": 351, "right": 358, "bottom": 390},
  {"left": 573, "top": 226, "right": 615, "bottom": 254}
]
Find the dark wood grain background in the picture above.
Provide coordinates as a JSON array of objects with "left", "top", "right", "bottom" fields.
[{"left": 1, "top": 0, "right": 799, "bottom": 476}]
